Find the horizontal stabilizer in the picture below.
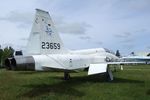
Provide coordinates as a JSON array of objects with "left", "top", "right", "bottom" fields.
[
  {"left": 88, "top": 64, "right": 107, "bottom": 75},
  {"left": 42, "top": 65, "right": 64, "bottom": 70}
]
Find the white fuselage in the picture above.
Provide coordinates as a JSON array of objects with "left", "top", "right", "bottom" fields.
[
  {"left": 32, "top": 54, "right": 105, "bottom": 71},
  {"left": 32, "top": 48, "right": 119, "bottom": 71}
]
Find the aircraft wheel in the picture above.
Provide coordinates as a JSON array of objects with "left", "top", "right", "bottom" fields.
[{"left": 64, "top": 72, "right": 70, "bottom": 80}]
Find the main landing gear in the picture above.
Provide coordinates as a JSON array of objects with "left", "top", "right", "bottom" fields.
[
  {"left": 64, "top": 72, "right": 70, "bottom": 80},
  {"left": 106, "top": 67, "right": 113, "bottom": 81}
]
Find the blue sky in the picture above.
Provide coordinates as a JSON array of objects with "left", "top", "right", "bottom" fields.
[{"left": 0, "top": 0, "right": 150, "bottom": 55}]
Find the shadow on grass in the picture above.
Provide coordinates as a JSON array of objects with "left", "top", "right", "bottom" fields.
[
  {"left": 146, "top": 89, "right": 150, "bottom": 95},
  {"left": 50, "top": 74, "right": 144, "bottom": 84},
  {"left": 21, "top": 74, "right": 105, "bottom": 98},
  {"left": 112, "top": 77, "right": 144, "bottom": 84},
  {"left": 21, "top": 74, "right": 144, "bottom": 98},
  {"left": 0, "top": 67, "right": 5, "bottom": 69},
  {"left": 22, "top": 82, "right": 84, "bottom": 98},
  {"left": 16, "top": 71, "right": 54, "bottom": 75}
]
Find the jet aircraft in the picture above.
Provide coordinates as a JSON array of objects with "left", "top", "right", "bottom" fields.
[{"left": 5, "top": 9, "right": 141, "bottom": 81}]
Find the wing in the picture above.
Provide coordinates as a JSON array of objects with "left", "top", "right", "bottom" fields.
[
  {"left": 88, "top": 64, "right": 107, "bottom": 75},
  {"left": 87, "top": 61, "right": 145, "bottom": 81},
  {"left": 88, "top": 63, "right": 113, "bottom": 81}
]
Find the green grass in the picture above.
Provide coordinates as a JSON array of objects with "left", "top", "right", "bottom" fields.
[{"left": 0, "top": 65, "right": 150, "bottom": 100}]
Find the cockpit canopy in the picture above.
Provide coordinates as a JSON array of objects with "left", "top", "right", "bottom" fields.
[{"left": 104, "top": 48, "right": 115, "bottom": 55}]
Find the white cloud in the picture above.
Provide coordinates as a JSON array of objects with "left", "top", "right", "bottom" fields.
[
  {"left": 0, "top": 0, "right": 150, "bottom": 54},
  {"left": 0, "top": 11, "right": 33, "bottom": 28},
  {"left": 80, "top": 36, "right": 91, "bottom": 40},
  {"left": 57, "top": 22, "right": 91, "bottom": 34},
  {"left": 114, "top": 32, "right": 131, "bottom": 38}
]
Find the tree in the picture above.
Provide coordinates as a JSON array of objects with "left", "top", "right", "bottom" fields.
[
  {"left": 147, "top": 53, "right": 150, "bottom": 56},
  {"left": 3, "top": 46, "right": 14, "bottom": 57},
  {"left": 116, "top": 50, "right": 121, "bottom": 57},
  {"left": 130, "top": 52, "right": 135, "bottom": 56},
  {"left": 1, "top": 46, "right": 14, "bottom": 67},
  {"left": 0, "top": 47, "right": 3, "bottom": 67}
]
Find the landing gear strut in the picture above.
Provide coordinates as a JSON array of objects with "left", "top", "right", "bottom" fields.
[
  {"left": 106, "top": 67, "right": 113, "bottom": 81},
  {"left": 64, "top": 72, "right": 70, "bottom": 80}
]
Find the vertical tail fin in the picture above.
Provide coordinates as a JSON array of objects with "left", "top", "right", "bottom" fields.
[{"left": 26, "top": 9, "right": 68, "bottom": 55}]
